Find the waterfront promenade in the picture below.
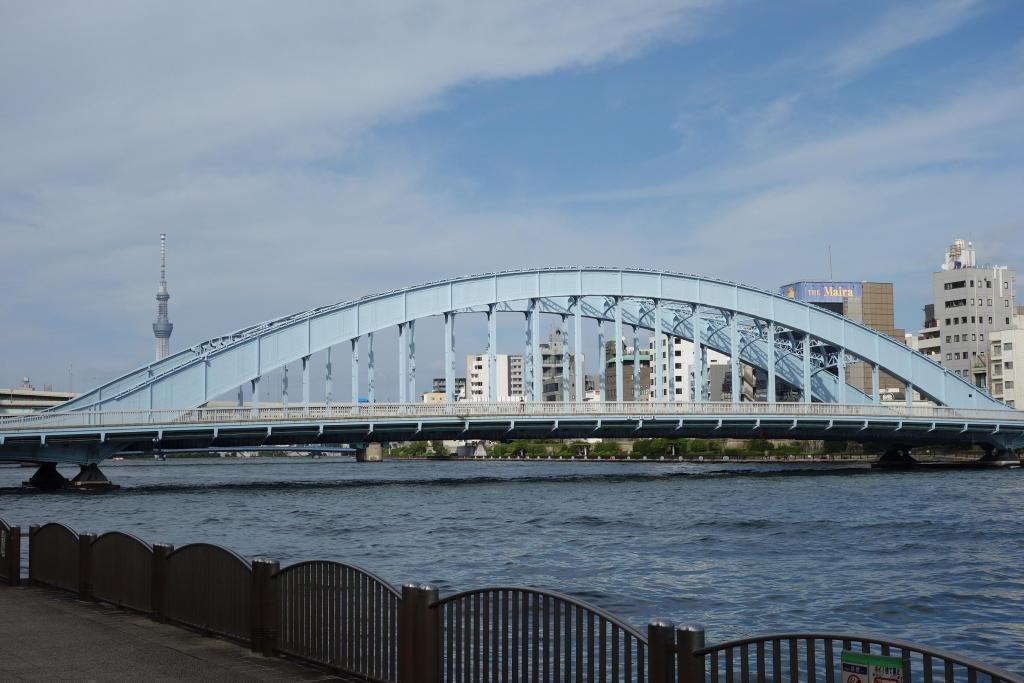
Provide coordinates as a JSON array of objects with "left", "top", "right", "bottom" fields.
[{"left": 0, "top": 585, "right": 348, "bottom": 681}]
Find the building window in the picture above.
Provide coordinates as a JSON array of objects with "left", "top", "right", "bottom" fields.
[
  {"left": 980, "top": 334, "right": 984, "bottom": 341},
  {"left": 945, "top": 318, "right": 951, "bottom": 326},
  {"left": 953, "top": 335, "right": 960, "bottom": 342},
  {"left": 988, "top": 317, "right": 993, "bottom": 324},
  {"left": 945, "top": 281, "right": 966, "bottom": 290},
  {"left": 971, "top": 317, "right": 975, "bottom": 323},
  {"left": 972, "top": 334, "right": 977, "bottom": 341},
  {"left": 988, "top": 299, "right": 993, "bottom": 306},
  {"left": 946, "top": 353, "right": 952, "bottom": 360},
  {"left": 1006, "top": 381, "right": 1015, "bottom": 390},
  {"left": 1006, "top": 343, "right": 1014, "bottom": 351},
  {"left": 945, "top": 299, "right": 966, "bottom": 308},
  {"left": 945, "top": 336, "right": 951, "bottom": 343},
  {"left": 1006, "top": 361, "right": 1014, "bottom": 370},
  {"left": 969, "top": 280, "right": 974, "bottom": 287},
  {"left": 954, "top": 353, "right": 961, "bottom": 360}
]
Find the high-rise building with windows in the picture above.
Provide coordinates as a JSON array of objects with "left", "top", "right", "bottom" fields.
[
  {"left": 926, "top": 239, "right": 1016, "bottom": 388},
  {"left": 780, "top": 280, "right": 906, "bottom": 398}
]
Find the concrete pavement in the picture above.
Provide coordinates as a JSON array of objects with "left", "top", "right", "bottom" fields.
[{"left": 0, "top": 586, "right": 356, "bottom": 681}]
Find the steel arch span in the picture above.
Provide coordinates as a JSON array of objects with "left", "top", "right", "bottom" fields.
[{"left": 56, "top": 267, "right": 1006, "bottom": 414}]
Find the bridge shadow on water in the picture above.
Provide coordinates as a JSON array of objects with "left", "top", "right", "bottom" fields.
[{"left": 0, "top": 462, "right": 891, "bottom": 495}]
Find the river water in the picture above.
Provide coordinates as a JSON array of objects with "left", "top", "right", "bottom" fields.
[{"left": 1, "top": 458, "right": 1021, "bottom": 671}]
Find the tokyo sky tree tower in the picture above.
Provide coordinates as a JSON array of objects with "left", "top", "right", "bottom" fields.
[{"left": 152, "top": 233, "right": 173, "bottom": 360}]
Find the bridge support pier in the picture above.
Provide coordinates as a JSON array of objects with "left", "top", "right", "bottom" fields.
[
  {"left": 979, "top": 445, "right": 1021, "bottom": 466},
  {"left": 69, "top": 464, "right": 120, "bottom": 491},
  {"left": 355, "top": 443, "right": 383, "bottom": 462},
  {"left": 873, "top": 446, "right": 919, "bottom": 469},
  {"left": 24, "top": 463, "right": 68, "bottom": 490}
]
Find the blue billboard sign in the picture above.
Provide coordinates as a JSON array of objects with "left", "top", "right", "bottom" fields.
[{"left": 780, "top": 281, "right": 862, "bottom": 302}]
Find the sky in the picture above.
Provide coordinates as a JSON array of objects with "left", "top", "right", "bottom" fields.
[{"left": 2, "top": 0, "right": 1023, "bottom": 397}]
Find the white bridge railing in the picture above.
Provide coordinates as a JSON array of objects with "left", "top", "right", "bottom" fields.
[{"left": 1, "top": 402, "right": 1022, "bottom": 432}]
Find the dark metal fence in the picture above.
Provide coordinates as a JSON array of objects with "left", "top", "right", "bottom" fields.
[
  {"left": 6, "top": 519, "right": 1022, "bottom": 683},
  {"left": 91, "top": 531, "right": 153, "bottom": 612},
  {"left": 677, "top": 628, "right": 1023, "bottom": 683},
  {"left": 433, "top": 587, "right": 648, "bottom": 683},
  {"left": 28, "top": 523, "right": 79, "bottom": 593},
  {"left": 273, "top": 560, "right": 401, "bottom": 682},
  {"left": 0, "top": 517, "right": 20, "bottom": 586},
  {"left": 163, "top": 543, "right": 253, "bottom": 643}
]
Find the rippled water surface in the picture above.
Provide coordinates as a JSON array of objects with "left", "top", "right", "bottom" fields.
[{"left": 1, "top": 458, "right": 1022, "bottom": 671}]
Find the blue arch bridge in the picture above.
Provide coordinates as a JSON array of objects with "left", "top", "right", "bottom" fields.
[{"left": 3, "top": 268, "right": 1022, "bottom": 488}]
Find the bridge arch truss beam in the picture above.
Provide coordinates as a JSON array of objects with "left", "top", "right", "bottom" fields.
[{"left": 57, "top": 269, "right": 1004, "bottom": 413}]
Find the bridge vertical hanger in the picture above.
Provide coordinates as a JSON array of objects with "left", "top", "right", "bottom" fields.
[
  {"left": 573, "top": 298, "right": 583, "bottom": 404},
  {"left": 906, "top": 382, "right": 913, "bottom": 408},
  {"left": 802, "top": 333, "right": 812, "bottom": 404},
  {"left": 871, "top": 364, "right": 880, "bottom": 404},
  {"left": 487, "top": 305, "right": 497, "bottom": 403},
  {"left": 325, "top": 347, "right": 333, "bottom": 406},
  {"left": 523, "top": 311, "right": 532, "bottom": 399},
  {"left": 351, "top": 339, "right": 359, "bottom": 403},
  {"left": 281, "top": 366, "right": 289, "bottom": 407},
  {"left": 654, "top": 300, "right": 664, "bottom": 402},
  {"left": 250, "top": 377, "right": 260, "bottom": 416},
  {"left": 614, "top": 297, "right": 624, "bottom": 404},
  {"left": 668, "top": 337, "right": 676, "bottom": 401},
  {"left": 730, "top": 313, "right": 740, "bottom": 404},
  {"left": 531, "top": 298, "right": 542, "bottom": 402},
  {"left": 837, "top": 348, "right": 846, "bottom": 405},
  {"left": 767, "top": 321, "right": 776, "bottom": 404},
  {"left": 444, "top": 313, "right": 455, "bottom": 403},
  {"left": 301, "top": 356, "right": 310, "bottom": 414},
  {"left": 693, "top": 304, "right": 704, "bottom": 402},
  {"left": 632, "top": 324, "right": 641, "bottom": 402},
  {"left": 598, "top": 322, "right": 606, "bottom": 401},
  {"left": 236, "top": 386, "right": 243, "bottom": 408},
  {"left": 408, "top": 319, "right": 417, "bottom": 402},
  {"left": 398, "top": 323, "right": 407, "bottom": 403},
  {"left": 367, "top": 333, "right": 375, "bottom": 403},
  {"left": 560, "top": 314, "right": 570, "bottom": 402}
]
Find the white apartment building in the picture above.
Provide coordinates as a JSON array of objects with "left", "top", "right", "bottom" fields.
[
  {"left": 647, "top": 336, "right": 730, "bottom": 401},
  {"left": 928, "top": 239, "right": 1016, "bottom": 386},
  {"left": 465, "top": 354, "right": 525, "bottom": 402},
  {"left": 988, "top": 327, "right": 1023, "bottom": 409}
]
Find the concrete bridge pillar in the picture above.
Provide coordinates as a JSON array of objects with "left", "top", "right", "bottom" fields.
[
  {"left": 874, "top": 446, "right": 918, "bottom": 468},
  {"left": 979, "top": 445, "right": 1021, "bottom": 466},
  {"left": 25, "top": 463, "right": 68, "bottom": 490},
  {"left": 355, "top": 443, "right": 383, "bottom": 462}
]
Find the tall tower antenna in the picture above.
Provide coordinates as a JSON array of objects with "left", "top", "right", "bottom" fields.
[{"left": 152, "top": 233, "right": 173, "bottom": 360}]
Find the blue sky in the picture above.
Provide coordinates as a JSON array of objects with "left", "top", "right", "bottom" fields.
[{"left": 2, "top": 0, "right": 1023, "bottom": 396}]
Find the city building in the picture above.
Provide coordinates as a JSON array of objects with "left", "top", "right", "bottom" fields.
[
  {"left": 430, "top": 377, "right": 466, "bottom": 400},
  {"left": 465, "top": 354, "right": 524, "bottom": 401},
  {"left": 987, "top": 327, "right": 1023, "bottom": 408},
  {"left": 540, "top": 330, "right": 581, "bottom": 401},
  {"left": 603, "top": 339, "right": 652, "bottom": 401},
  {"left": 647, "top": 336, "right": 733, "bottom": 401},
  {"left": 781, "top": 280, "right": 906, "bottom": 398},
  {"left": 922, "top": 239, "right": 1016, "bottom": 388},
  {"left": 152, "top": 233, "right": 174, "bottom": 360},
  {"left": 1, "top": 378, "right": 76, "bottom": 415}
]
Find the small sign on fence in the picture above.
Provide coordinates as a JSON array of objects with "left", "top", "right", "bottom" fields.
[{"left": 841, "top": 650, "right": 903, "bottom": 683}]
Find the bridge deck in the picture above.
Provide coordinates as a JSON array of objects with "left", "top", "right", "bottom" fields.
[{"left": 0, "top": 586, "right": 347, "bottom": 681}]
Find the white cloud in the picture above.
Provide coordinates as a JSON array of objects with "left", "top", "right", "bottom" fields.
[
  {"left": 826, "top": 0, "right": 985, "bottom": 78},
  {"left": 0, "top": 1, "right": 717, "bottom": 388}
]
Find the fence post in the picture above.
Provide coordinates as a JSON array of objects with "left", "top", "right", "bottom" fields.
[
  {"left": 251, "top": 558, "right": 279, "bottom": 656},
  {"left": 677, "top": 623, "right": 706, "bottom": 683},
  {"left": 648, "top": 619, "right": 676, "bottom": 683},
  {"left": 399, "top": 583, "right": 440, "bottom": 683},
  {"left": 3, "top": 526, "right": 20, "bottom": 586},
  {"left": 78, "top": 532, "right": 95, "bottom": 600},
  {"left": 151, "top": 543, "right": 173, "bottom": 622},
  {"left": 28, "top": 524, "right": 38, "bottom": 585}
]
